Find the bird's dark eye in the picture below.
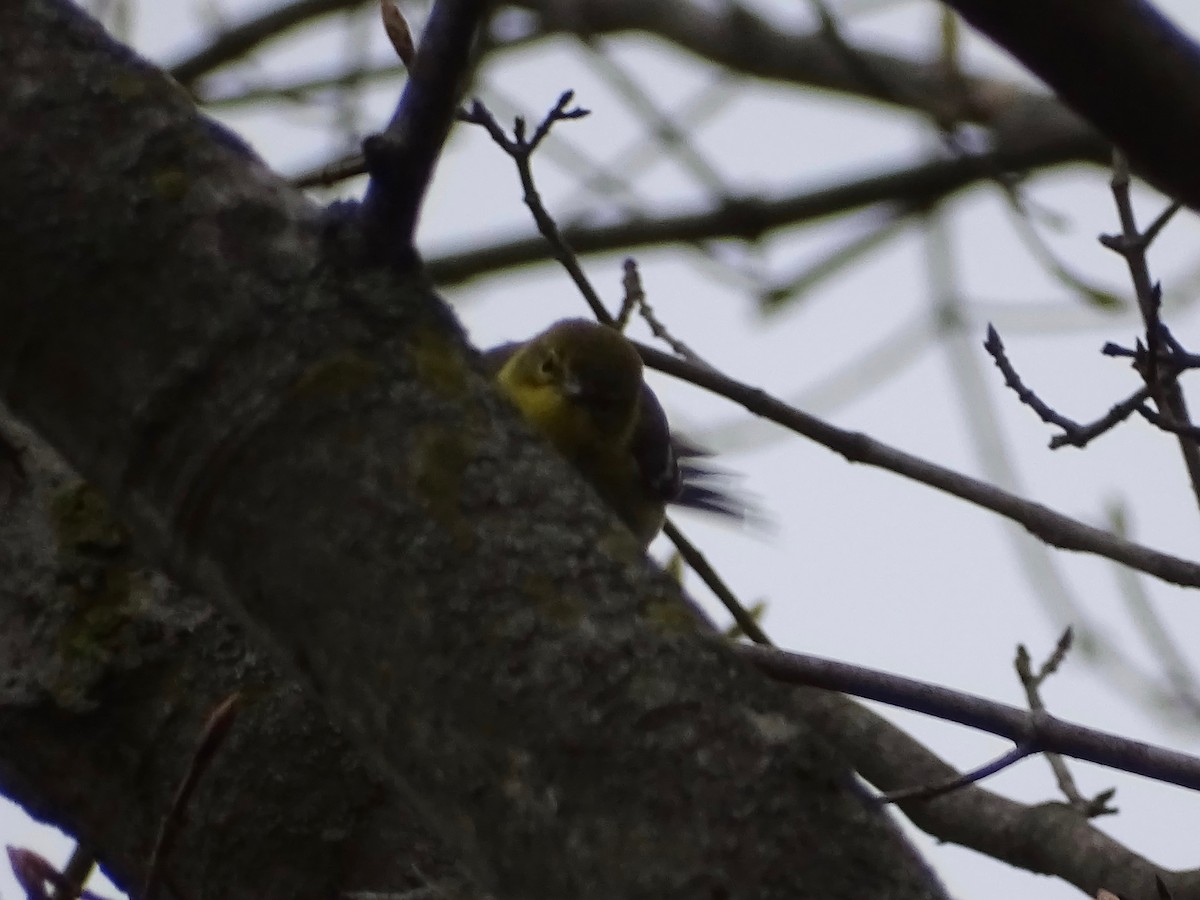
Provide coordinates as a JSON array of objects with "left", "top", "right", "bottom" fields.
[{"left": 539, "top": 353, "right": 559, "bottom": 377}]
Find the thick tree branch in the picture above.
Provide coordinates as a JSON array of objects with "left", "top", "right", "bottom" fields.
[
  {"left": 183, "top": 0, "right": 1042, "bottom": 128},
  {"left": 508, "top": 0, "right": 1040, "bottom": 126},
  {"left": 937, "top": 0, "right": 1200, "bottom": 208},
  {"left": 0, "top": 415, "right": 470, "bottom": 900},
  {"left": 739, "top": 644, "right": 1200, "bottom": 793},
  {"left": 428, "top": 109, "right": 1106, "bottom": 286},
  {"left": 0, "top": 4, "right": 942, "bottom": 900},
  {"left": 9, "top": 405, "right": 1187, "bottom": 900},
  {"left": 360, "top": 0, "right": 490, "bottom": 252},
  {"left": 541, "top": 0, "right": 1200, "bottom": 209},
  {"left": 805, "top": 691, "right": 1200, "bottom": 900},
  {"left": 177, "top": 0, "right": 1200, "bottom": 215}
]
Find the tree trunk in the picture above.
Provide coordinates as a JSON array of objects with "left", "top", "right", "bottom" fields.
[{"left": 0, "top": 3, "right": 945, "bottom": 898}]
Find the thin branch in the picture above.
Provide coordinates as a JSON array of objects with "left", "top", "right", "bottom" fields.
[
  {"left": 1048, "top": 387, "right": 1153, "bottom": 450},
  {"left": 294, "top": 151, "right": 368, "bottom": 189},
  {"left": 461, "top": 95, "right": 611, "bottom": 323},
  {"left": 577, "top": 37, "right": 731, "bottom": 199},
  {"left": 1137, "top": 404, "right": 1200, "bottom": 441},
  {"left": 466, "top": 92, "right": 1200, "bottom": 592},
  {"left": 881, "top": 742, "right": 1035, "bottom": 804},
  {"left": 637, "top": 342, "right": 1200, "bottom": 590},
  {"left": 661, "top": 519, "right": 771, "bottom": 647},
  {"left": 620, "top": 259, "right": 706, "bottom": 364},
  {"left": 170, "top": 0, "right": 367, "bottom": 87},
  {"left": 6, "top": 850, "right": 109, "bottom": 900},
  {"left": 1142, "top": 199, "right": 1185, "bottom": 248},
  {"left": 463, "top": 98, "right": 767, "bottom": 642},
  {"left": 615, "top": 257, "right": 640, "bottom": 331},
  {"left": 1016, "top": 631, "right": 1117, "bottom": 816},
  {"left": 1102, "top": 339, "right": 1200, "bottom": 371},
  {"left": 802, "top": 688, "right": 1198, "bottom": 898},
  {"left": 759, "top": 209, "right": 915, "bottom": 313},
  {"left": 737, "top": 642, "right": 1200, "bottom": 792},
  {"left": 143, "top": 693, "right": 241, "bottom": 900}
]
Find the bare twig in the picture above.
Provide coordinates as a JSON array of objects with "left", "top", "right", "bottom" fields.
[
  {"left": 461, "top": 95, "right": 612, "bottom": 323},
  {"left": 1137, "top": 404, "right": 1200, "bottom": 442},
  {"left": 1016, "top": 631, "right": 1117, "bottom": 816},
  {"left": 615, "top": 259, "right": 640, "bottom": 331},
  {"left": 985, "top": 325, "right": 1151, "bottom": 448},
  {"left": 143, "top": 693, "right": 241, "bottom": 900},
  {"left": 294, "top": 152, "right": 368, "bottom": 189},
  {"left": 52, "top": 845, "right": 96, "bottom": 900},
  {"left": 1100, "top": 151, "right": 1200, "bottom": 510},
  {"left": 620, "top": 259, "right": 706, "bottom": 363},
  {"left": 1102, "top": 336, "right": 1200, "bottom": 372},
  {"left": 661, "top": 519, "right": 771, "bottom": 647},
  {"left": 881, "top": 742, "right": 1035, "bottom": 804},
  {"left": 169, "top": 0, "right": 363, "bottom": 87},
  {"left": 6, "top": 849, "right": 109, "bottom": 900}
]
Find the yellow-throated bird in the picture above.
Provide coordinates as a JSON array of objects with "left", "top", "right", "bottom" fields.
[{"left": 484, "top": 319, "right": 741, "bottom": 547}]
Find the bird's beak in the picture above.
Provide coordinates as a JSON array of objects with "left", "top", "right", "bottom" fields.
[{"left": 561, "top": 375, "right": 584, "bottom": 401}]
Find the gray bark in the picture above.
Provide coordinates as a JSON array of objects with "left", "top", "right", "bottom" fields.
[
  {"left": 0, "top": 412, "right": 473, "bottom": 899},
  {"left": 0, "top": 2, "right": 944, "bottom": 898}
]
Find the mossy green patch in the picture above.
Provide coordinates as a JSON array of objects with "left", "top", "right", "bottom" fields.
[
  {"left": 639, "top": 594, "right": 697, "bottom": 635},
  {"left": 522, "top": 573, "right": 585, "bottom": 626},
  {"left": 292, "top": 350, "right": 383, "bottom": 402},
  {"left": 48, "top": 482, "right": 148, "bottom": 671},
  {"left": 410, "top": 424, "right": 476, "bottom": 550},
  {"left": 595, "top": 524, "right": 644, "bottom": 567},
  {"left": 49, "top": 481, "right": 127, "bottom": 556},
  {"left": 151, "top": 168, "right": 189, "bottom": 203},
  {"left": 408, "top": 326, "right": 470, "bottom": 400}
]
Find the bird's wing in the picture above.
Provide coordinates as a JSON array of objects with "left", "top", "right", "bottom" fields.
[
  {"left": 630, "top": 384, "right": 682, "bottom": 502},
  {"left": 632, "top": 386, "right": 746, "bottom": 522}
]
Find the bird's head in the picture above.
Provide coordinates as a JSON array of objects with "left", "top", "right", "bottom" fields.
[{"left": 507, "top": 319, "right": 644, "bottom": 444}]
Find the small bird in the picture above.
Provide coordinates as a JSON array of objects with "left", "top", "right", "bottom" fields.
[{"left": 484, "top": 319, "right": 741, "bottom": 547}]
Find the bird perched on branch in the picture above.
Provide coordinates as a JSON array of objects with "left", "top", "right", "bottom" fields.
[{"left": 484, "top": 318, "right": 742, "bottom": 547}]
